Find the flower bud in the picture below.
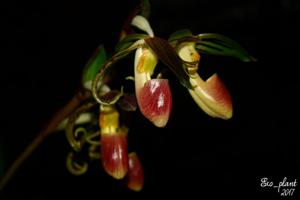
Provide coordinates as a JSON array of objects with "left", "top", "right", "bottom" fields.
[{"left": 127, "top": 152, "right": 144, "bottom": 191}]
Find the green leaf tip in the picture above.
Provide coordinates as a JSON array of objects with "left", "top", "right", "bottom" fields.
[
  {"left": 82, "top": 45, "right": 107, "bottom": 90},
  {"left": 196, "top": 33, "right": 256, "bottom": 62}
]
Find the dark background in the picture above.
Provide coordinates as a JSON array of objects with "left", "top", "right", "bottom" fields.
[{"left": 1, "top": 0, "right": 299, "bottom": 199}]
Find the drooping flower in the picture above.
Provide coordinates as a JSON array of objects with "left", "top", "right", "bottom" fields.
[
  {"left": 178, "top": 42, "right": 233, "bottom": 119},
  {"left": 132, "top": 15, "right": 172, "bottom": 127},
  {"left": 127, "top": 152, "right": 144, "bottom": 191},
  {"left": 99, "top": 105, "right": 128, "bottom": 179},
  {"left": 134, "top": 45, "right": 172, "bottom": 127}
]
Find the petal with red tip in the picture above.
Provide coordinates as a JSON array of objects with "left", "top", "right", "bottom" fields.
[
  {"left": 189, "top": 73, "right": 232, "bottom": 119},
  {"left": 101, "top": 130, "right": 128, "bottom": 179},
  {"left": 137, "top": 79, "right": 172, "bottom": 127},
  {"left": 177, "top": 42, "right": 232, "bottom": 119},
  {"left": 127, "top": 152, "right": 144, "bottom": 192}
]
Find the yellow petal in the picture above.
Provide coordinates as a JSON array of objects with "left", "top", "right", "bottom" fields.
[
  {"left": 178, "top": 42, "right": 200, "bottom": 64},
  {"left": 99, "top": 105, "right": 120, "bottom": 134},
  {"left": 134, "top": 46, "right": 158, "bottom": 94}
]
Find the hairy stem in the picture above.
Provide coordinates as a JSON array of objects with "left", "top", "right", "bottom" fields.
[{"left": 0, "top": 90, "right": 91, "bottom": 191}]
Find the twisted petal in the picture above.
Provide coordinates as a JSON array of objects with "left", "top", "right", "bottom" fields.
[{"left": 127, "top": 152, "right": 144, "bottom": 192}]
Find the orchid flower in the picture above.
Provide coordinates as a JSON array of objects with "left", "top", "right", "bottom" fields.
[
  {"left": 132, "top": 16, "right": 172, "bottom": 127},
  {"left": 167, "top": 29, "right": 255, "bottom": 119},
  {"left": 134, "top": 42, "right": 172, "bottom": 127},
  {"left": 99, "top": 105, "right": 128, "bottom": 179},
  {"left": 177, "top": 42, "right": 232, "bottom": 119}
]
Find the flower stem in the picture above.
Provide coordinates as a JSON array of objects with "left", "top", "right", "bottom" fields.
[{"left": 0, "top": 90, "right": 91, "bottom": 191}]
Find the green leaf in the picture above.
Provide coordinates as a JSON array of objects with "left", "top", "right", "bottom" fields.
[
  {"left": 82, "top": 45, "right": 106, "bottom": 89},
  {"left": 115, "top": 33, "right": 149, "bottom": 53},
  {"left": 196, "top": 33, "right": 256, "bottom": 62},
  {"left": 145, "top": 37, "right": 193, "bottom": 89},
  {"left": 168, "top": 29, "right": 194, "bottom": 43}
]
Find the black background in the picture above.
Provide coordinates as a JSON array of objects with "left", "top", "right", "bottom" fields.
[{"left": 1, "top": 0, "right": 300, "bottom": 199}]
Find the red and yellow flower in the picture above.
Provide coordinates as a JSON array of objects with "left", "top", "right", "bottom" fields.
[{"left": 99, "top": 105, "right": 128, "bottom": 179}]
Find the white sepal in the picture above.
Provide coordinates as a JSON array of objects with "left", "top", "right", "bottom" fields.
[{"left": 131, "top": 15, "right": 154, "bottom": 37}]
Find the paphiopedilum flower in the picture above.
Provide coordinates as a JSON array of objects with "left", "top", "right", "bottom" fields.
[
  {"left": 131, "top": 15, "right": 172, "bottom": 127},
  {"left": 127, "top": 152, "right": 144, "bottom": 191},
  {"left": 99, "top": 105, "right": 128, "bottom": 179},
  {"left": 134, "top": 45, "right": 172, "bottom": 127},
  {"left": 178, "top": 42, "right": 232, "bottom": 119},
  {"left": 91, "top": 15, "right": 173, "bottom": 128}
]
